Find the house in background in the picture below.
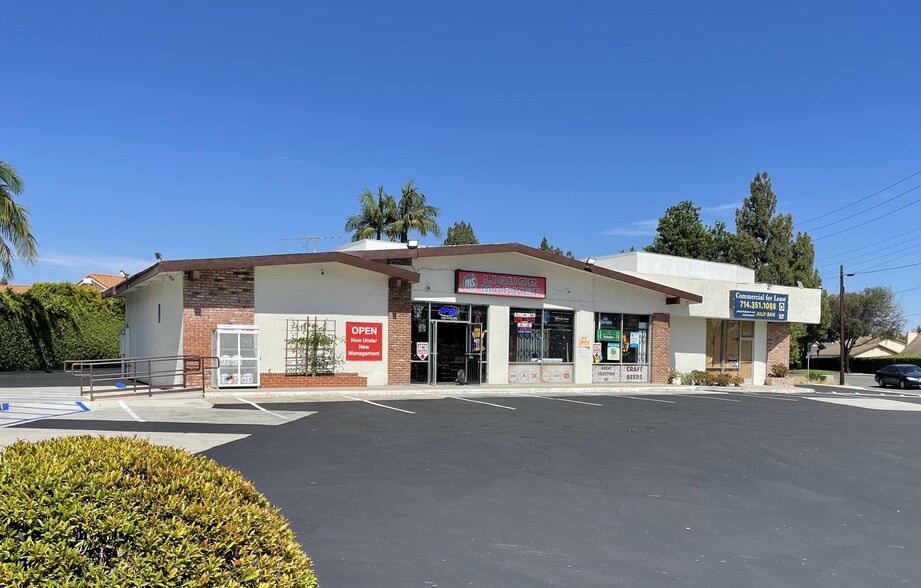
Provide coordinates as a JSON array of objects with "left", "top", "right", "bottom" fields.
[
  {"left": 821, "top": 336, "right": 907, "bottom": 360},
  {"left": 75, "top": 273, "right": 125, "bottom": 291},
  {"left": 1, "top": 284, "right": 32, "bottom": 294},
  {"left": 902, "top": 331, "right": 921, "bottom": 355}
]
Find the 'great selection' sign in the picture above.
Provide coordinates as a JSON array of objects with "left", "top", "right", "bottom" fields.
[
  {"left": 455, "top": 270, "right": 546, "bottom": 299},
  {"left": 731, "top": 290, "right": 789, "bottom": 321}
]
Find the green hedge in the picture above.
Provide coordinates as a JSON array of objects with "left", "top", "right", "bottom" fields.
[
  {"left": 0, "top": 436, "right": 319, "bottom": 587},
  {"left": 851, "top": 355, "right": 921, "bottom": 373},
  {"left": 0, "top": 283, "right": 124, "bottom": 371},
  {"left": 808, "top": 355, "right": 921, "bottom": 374}
]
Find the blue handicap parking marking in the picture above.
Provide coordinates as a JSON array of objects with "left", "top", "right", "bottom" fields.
[{"left": 0, "top": 400, "right": 91, "bottom": 428}]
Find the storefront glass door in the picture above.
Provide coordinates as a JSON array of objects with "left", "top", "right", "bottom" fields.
[{"left": 433, "top": 321, "right": 468, "bottom": 384}]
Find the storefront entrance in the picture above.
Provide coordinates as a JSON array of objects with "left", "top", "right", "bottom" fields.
[
  {"left": 432, "top": 321, "right": 483, "bottom": 385},
  {"left": 411, "top": 303, "right": 487, "bottom": 385}
]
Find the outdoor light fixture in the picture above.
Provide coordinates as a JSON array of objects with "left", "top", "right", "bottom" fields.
[
  {"left": 407, "top": 239, "right": 419, "bottom": 249},
  {"left": 119, "top": 270, "right": 129, "bottom": 278},
  {"left": 155, "top": 252, "right": 163, "bottom": 261},
  {"left": 585, "top": 257, "right": 597, "bottom": 270}
]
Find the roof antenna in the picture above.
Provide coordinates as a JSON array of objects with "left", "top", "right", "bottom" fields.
[{"left": 283, "top": 231, "right": 338, "bottom": 253}]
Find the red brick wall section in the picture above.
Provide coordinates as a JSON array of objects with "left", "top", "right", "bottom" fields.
[
  {"left": 260, "top": 373, "right": 367, "bottom": 388},
  {"left": 767, "top": 322, "right": 791, "bottom": 372},
  {"left": 388, "top": 280, "right": 412, "bottom": 385},
  {"left": 650, "top": 313, "right": 670, "bottom": 384},
  {"left": 182, "top": 268, "right": 255, "bottom": 389}
]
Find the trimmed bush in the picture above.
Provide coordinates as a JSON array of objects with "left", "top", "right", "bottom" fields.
[
  {"left": 770, "top": 364, "right": 790, "bottom": 377},
  {"left": 0, "top": 436, "right": 319, "bottom": 587}
]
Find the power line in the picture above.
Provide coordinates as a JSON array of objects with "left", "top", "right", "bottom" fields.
[
  {"left": 847, "top": 262, "right": 921, "bottom": 275},
  {"left": 815, "top": 235, "right": 921, "bottom": 269},
  {"left": 847, "top": 247, "right": 921, "bottom": 273},
  {"left": 895, "top": 286, "right": 921, "bottom": 294},
  {"left": 800, "top": 185, "right": 919, "bottom": 232},
  {"left": 796, "top": 170, "right": 921, "bottom": 225},
  {"left": 814, "top": 227, "right": 921, "bottom": 263},
  {"left": 811, "top": 198, "right": 921, "bottom": 241}
]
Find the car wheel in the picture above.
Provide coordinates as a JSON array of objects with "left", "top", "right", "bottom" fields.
[
  {"left": 900, "top": 380, "right": 907, "bottom": 390},
  {"left": 876, "top": 376, "right": 883, "bottom": 387}
]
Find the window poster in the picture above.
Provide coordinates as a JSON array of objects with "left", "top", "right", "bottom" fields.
[
  {"left": 607, "top": 344, "right": 621, "bottom": 361},
  {"left": 630, "top": 332, "right": 641, "bottom": 349}
]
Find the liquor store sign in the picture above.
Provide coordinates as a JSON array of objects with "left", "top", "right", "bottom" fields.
[
  {"left": 731, "top": 290, "right": 789, "bottom": 321},
  {"left": 455, "top": 270, "right": 546, "bottom": 299}
]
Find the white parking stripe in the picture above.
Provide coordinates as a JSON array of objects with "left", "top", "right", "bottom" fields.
[
  {"left": 342, "top": 396, "right": 415, "bottom": 414},
  {"left": 445, "top": 396, "right": 516, "bottom": 410},
  {"left": 684, "top": 395, "right": 741, "bottom": 402},
  {"left": 235, "top": 396, "right": 289, "bottom": 420},
  {"left": 623, "top": 396, "right": 676, "bottom": 404},
  {"left": 510, "top": 393, "right": 603, "bottom": 407},
  {"left": 118, "top": 401, "right": 145, "bottom": 422},
  {"left": 724, "top": 392, "right": 798, "bottom": 402}
]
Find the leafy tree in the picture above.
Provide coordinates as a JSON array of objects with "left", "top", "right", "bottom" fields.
[
  {"left": 828, "top": 286, "right": 905, "bottom": 372},
  {"left": 443, "top": 220, "right": 479, "bottom": 245},
  {"left": 730, "top": 172, "right": 817, "bottom": 288},
  {"left": 644, "top": 201, "right": 714, "bottom": 259},
  {"left": 0, "top": 160, "right": 38, "bottom": 280},
  {"left": 539, "top": 237, "right": 573, "bottom": 258},
  {"left": 389, "top": 180, "right": 441, "bottom": 243},
  {"left": 344, "top": 186, "right": 397, "bottom": 241}
]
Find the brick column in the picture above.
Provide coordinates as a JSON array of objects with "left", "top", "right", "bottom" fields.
[
  {"left": 182, "top": 268, "right": 255, "bottom": 388},
  {"left": 766, "top": 322, "right": 791, "bottom": 372},
  {"left": 650, "top": 313, "right": 670, "bottom": 384},
  {"left": 387, "top": 280, "right": 412, "bottom": 385}
]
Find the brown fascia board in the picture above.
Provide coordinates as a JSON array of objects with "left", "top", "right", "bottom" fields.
[
  {"left": 104, "top": 252, "right": 420, "bottom": 298},
  {"left": 355, "top": 243, "right": 704, "bottom": 304}
]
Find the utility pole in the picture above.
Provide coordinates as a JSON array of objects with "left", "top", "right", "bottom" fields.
[{"left": 839, "top": 265, "right": 845, "bottom": 385}]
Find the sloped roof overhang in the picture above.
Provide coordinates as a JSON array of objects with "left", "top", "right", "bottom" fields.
[
  {"left": 352, "top": 243, "right": 704, "bottom": 304},
  {"left": 104, "top": 252, "right": 421, "bottom": 298}
]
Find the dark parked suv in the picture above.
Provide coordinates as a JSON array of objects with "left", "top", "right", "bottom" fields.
[{"left": 875, "top": 364, "right": 921, "bottom": 389}]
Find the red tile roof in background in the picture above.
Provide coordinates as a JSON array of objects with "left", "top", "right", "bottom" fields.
[{"left": 81, "top": 273, "right": 125, "bottom": 289}]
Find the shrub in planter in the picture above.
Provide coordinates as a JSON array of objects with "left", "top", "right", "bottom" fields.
[
  {"left": 770, "top": 364, "right": 790, "bottom": 378},
  {"left": 0, "top": 436, "right": 319, "bottom": 587},
  {"left": 667, "top": 368, "right": 681, "bottom": 384}
]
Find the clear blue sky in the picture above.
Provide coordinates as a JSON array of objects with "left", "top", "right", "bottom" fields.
[{"left": 6, "top": 1, "right": 920, "bottom": 328}]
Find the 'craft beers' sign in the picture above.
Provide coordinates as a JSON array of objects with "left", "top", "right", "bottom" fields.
[
  {"left": 455, "top": 270, "right": 546, "bottom": 299},
  {"left": 346, "top": 322, "right": 382, "bottom": 361}
]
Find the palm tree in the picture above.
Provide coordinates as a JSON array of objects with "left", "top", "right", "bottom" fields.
[
  {"left": 344, "top": 186, "right": 397, "bottom": 241},
  {"left": 0, "top": 160, "right": 38, "bottom": 280},
  {"left": 389, "top": 180, "right": 441, "bottom": 243}
]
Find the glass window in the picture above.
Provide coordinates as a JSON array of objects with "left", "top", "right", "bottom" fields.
[
  {"left": 706, "top": 319, "right": 722, "bottom": 370},
  {"left": 593, "top": 313, "right": 649, "bottom": 365},
  {"left": 725, "top": 321, "right": 740, "bottom": 366},
  {"left": 543, "top": 310, "right": 574, "bottom": 362},
  {"left": 622, "top": 314, "right": 648, "bottom": 364},
  {"left": 509, "top": 308, "right": 573, "bottom": 363}
]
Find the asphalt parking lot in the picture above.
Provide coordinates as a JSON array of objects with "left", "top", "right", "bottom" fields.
[
  {"left": 2, "top": 378, "right": 919, "bottom": 587},
  {"left": 201, "top": 390, "right": 919, "bottom": 588}
]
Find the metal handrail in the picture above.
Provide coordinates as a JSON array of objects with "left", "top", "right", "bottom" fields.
[{"left": 66, "top": 355, "right": 220, "bottom": 400}]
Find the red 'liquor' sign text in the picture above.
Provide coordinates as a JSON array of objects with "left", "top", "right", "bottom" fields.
[{"left": 455, "top": 270, "right": 546, "bottom": 299}]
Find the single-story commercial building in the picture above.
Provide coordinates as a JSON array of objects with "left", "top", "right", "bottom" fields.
[{"left": 106, "top": 240, "right": 822, "bottom": 389}]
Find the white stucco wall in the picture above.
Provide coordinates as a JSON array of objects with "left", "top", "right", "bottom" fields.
[
  {"left": 670, "top": 315, "right": 706, "bottom": 374},
  {"left": 254, "top": 264, "right": 391, "bottom": 385},
  {"left": 123, "top": 273, "right": 184, "bottom": 385},
  {"left": 408, "top": 253, "right": 676, "bottom": 384}
]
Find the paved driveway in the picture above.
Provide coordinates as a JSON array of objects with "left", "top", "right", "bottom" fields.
[
  {"left": 199, "top": 390, "right": 920, "bottom": 588},
  {"left": 3, "top": 383, "right": 919, "bottom": 587}
]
